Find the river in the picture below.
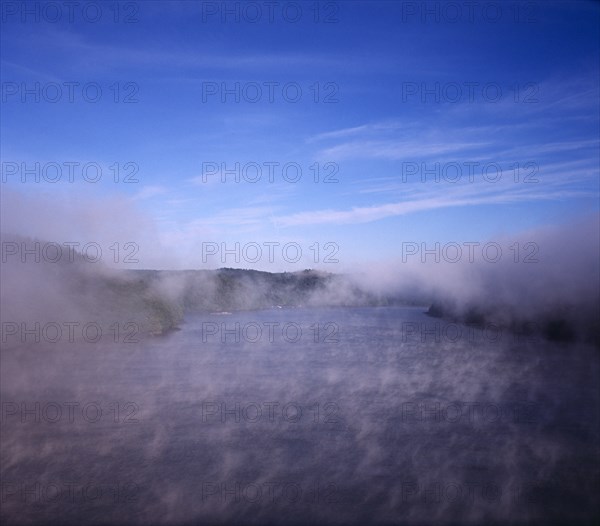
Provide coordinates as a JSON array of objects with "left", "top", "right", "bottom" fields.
[{"left": 1, "top": 306, "right": 598, "bottom": 525}]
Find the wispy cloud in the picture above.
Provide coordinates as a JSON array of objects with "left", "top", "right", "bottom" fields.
[
  {"left": 307, "top": 121, "right": 410, "bottom": 143},
  {"left": 7, "top": 29, "right": 354, "bottom": 77},
  {"left": 274, "top": 186, "right": 596, "bottom": 227},
  {"left": 316, "top": 139, "right": 492, "bottom": 161}
]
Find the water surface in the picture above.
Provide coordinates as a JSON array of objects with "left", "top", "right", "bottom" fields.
[{"left": 1, "top": 306, "right": 598, "bottom": 525}]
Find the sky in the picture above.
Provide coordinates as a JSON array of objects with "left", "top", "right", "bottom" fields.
[{"left": 1, "top": 0, "right": 599, "bottom": 271}]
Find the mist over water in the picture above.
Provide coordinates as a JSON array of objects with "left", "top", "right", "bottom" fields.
[
  {"left": 1, "top": 1, "right": 599, "bottom": 524},
  {"left": 2, "top": 307, "right": 599, "bottom": 525},
  {"left": 1, "top": 205, "right": 600, "bottom": 525},
  {"left": 1, "top": 197, "right": 599, "bottom": 526}
]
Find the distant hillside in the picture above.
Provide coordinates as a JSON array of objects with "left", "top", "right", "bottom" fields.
[
  {"left": 0, "top": 235, "right": 184, "bottom": 339},
  {"left": 426, "top": 298, "right": 600, "bottom": 346},
  {"left": 4, "top": 235, "right": 596, "bottom": 344},
  {"left": 123, "top": 267, "right": 423, "bottom": 315},
  {"left": 0, "top": 236, "right": 423, "bottom": 340}
]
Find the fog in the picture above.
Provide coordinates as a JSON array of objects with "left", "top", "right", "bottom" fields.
[
  {"left": 2, "top": 0, "right": 599, "bottom": 523},
  {"left": 2, "top": 187, "right": 598, "bottom": 343},
  {"left": 355, "top": 213, "right": 600, "bottom": 339},
  {"left": 1, "top": 190, "right": 599, "bottom": 526},
  {"left": 2, "top": 309, "right": 598, "bottom": 525}
]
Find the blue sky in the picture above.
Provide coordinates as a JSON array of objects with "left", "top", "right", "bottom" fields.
[{"left": 1, "top": 0, "right": 599, "bottom": 269}]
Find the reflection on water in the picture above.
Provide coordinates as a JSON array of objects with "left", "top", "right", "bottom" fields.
[{"left": 1, "top": 306, "right": 599, "bottom": 525}]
